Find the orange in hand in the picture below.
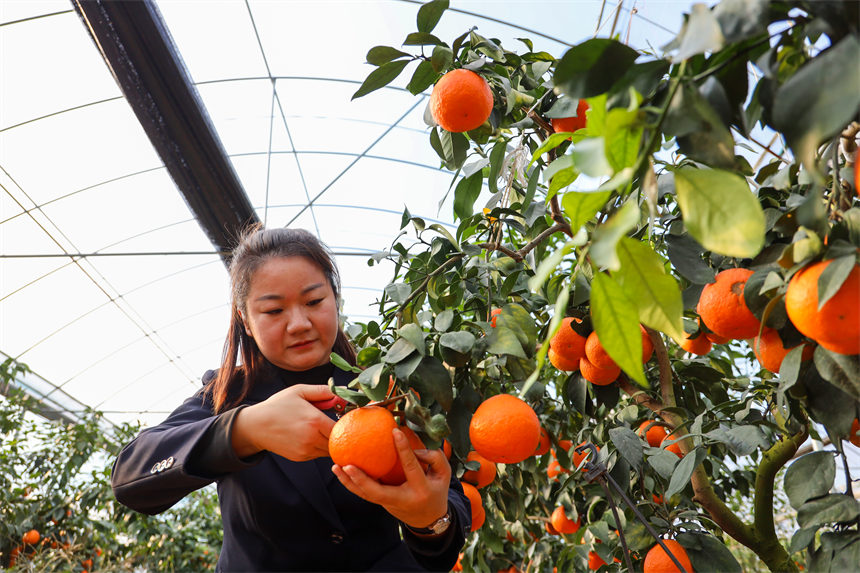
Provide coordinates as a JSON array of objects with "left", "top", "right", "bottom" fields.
[
  {"left": 329, "top": 406, "right": 398, "bottom": 480},
  {"left": 378, "top": 426, "right": 428, "bottom": 485}
]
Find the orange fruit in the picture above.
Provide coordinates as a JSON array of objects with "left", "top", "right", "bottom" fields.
[
  {"left": 550, "top": 506, "right": 580, "bottom": 534},
  {"left": 469, "top": 394, "right": 541, "bottom": 464},
  {"left": 462, "top": 451, "right": 497, "bottom": 488},
  {"left": 588, "top": 551, "right": 620, "bottom": 570},
  {"left": 379, "top": 426, "right": 428, "bottom": 485},
  {"left": 849, "top": 419, "right": 860, "bottom": 448},
  {"left": 461, "top": 481, "right": 485, "bottom": 531},
  {"left": 490, "top": 308, "right": 502, "bottom": 327},
  {"left": 705, "top": 329, "right": 731, "bottom": 344},
  {"left": 785, "top": 260, "right": 860, "bottom": 355},
  {"left": 549, "top": 347, "right": 580, "bottom": 371},
  {"left": 661, "top": 435, "right": 683, "bottom": 458},
  {"left": 644, "top": 539, "right": 695, "bottom": 573},
  {"left": 546, "top": 520, "right": 559, "bottom": 535},
  {"left": 329, "top": 406, "right": 398, "bottom": 480},
  {"left": 637, "top": 421, "right": 670, "bottom": 448},
  {"left": 535, "top": 427, "right": 551, "bottom": 456},
  {"left": 652, "top": 493, "right": 664, "bottom": 504},
  {"left": 585, "top": 332, "right": 618, "bottom": 370},
  {"left": 551, "top": 99, "right": 589, "bottom": 134},
  {"left": 680, "top": 332, "right": 713, "bottom": 356},
  {"left": 641, "top": 325, "right": 655, "bottom": 362},
  {"left": 754, "top": 328, "right": 813, "bottom": 373},
  {"left": 570, "top": 441, "right": 599, "bottom": 472},
  {"left": 429, "top": 69, "right": 494, "bottom": 133},
  {"left": 580, "top": 356, "right": 620, "bottom": 385},
  {"left": 22, "top": 529, "right": 40, "bottom": 545},
  {"left": 697, "top": 268, "right": 761, "bottom": 340},
  {"left": 442, "top": 438, "right": 453, "bottom": 460},
  {"left": 550, "top": 317, "right": 588, "bottom": 368},
  {"left": 547, "top": 459, "right": 563, "bottom": 479},
  {"left": 453, "top": 553, "right": 464, "bottom": 572}
]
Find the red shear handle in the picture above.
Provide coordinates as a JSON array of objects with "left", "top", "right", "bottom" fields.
[{"left": 310, "top": 395, "right": 348, "bottom": 414}]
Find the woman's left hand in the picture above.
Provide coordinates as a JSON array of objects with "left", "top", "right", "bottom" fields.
[{"left": 331, "top": 428, "right": 451, "bottom": 529}]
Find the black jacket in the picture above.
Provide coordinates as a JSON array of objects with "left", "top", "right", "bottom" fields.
[{"left": 110, "top": 364, "right": 469, "bottom": 572}]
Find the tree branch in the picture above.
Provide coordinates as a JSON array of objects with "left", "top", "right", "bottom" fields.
[{"left": 394, "top": 253, "right": 465, "bottom": 325}]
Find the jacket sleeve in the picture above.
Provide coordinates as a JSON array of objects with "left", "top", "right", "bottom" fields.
[
  {"left": 401, "top": 474, "right": 470, "bottom": 572},
  {"left": 110, "top": 389, "right": 259, "bottom": 515}
]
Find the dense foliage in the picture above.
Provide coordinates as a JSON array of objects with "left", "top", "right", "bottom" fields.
[
  {"left": 343, "top": 1, "right": 860, "bottom": 571},
  {"left": 0, "top": 359, "right": 221, "bottom": 572}
]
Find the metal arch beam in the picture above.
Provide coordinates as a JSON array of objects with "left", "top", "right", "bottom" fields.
[{"left": 71, "top": 0, "right": 259, "bottom": 265}]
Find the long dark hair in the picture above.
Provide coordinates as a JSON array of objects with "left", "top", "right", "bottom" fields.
[{"left": 206, "top": 225, "right": 357, "bottom": 413}]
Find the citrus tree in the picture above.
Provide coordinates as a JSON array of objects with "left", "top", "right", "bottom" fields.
[
  {"left": 337, "top": 0, "right": 860, "bottom": 571},
  {"left": 0, "top": 358, "right": 221, "bottom": 572}
]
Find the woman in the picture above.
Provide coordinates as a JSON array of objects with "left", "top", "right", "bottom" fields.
[{"left": 111, "top": 226, "right": 469, "bottom": 572}]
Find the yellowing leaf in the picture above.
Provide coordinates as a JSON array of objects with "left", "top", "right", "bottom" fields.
[{"left": 671, "top": 166, "right": 765, "bottom": 258}]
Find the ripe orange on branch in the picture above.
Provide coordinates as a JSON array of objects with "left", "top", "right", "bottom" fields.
[
  {"left": 329, "top": 406, "right": 398, "bottom": 480},
  {"left": 429, "top": 69, "right": 494, "bottom": 133},
  {"left": 22, "top": 530, "right": 40, "bottom": 545},
  {"left": 550, "top": 505, "right": 581, "bottom": 534},
  {"left": 580, "top": 356, "right": 620, "bottom": 385},
  {"left": 638, "top": 420, "right": 670, "bottom": 448},
  {"left": 551, "top": 99, "right": 590, "bottom": 134},
  {"left": 644, "top": 539, "right": 695, "bottom": 573},
  {"left": 754, "top": 328, "right": 813, "bottom": 373},
  {"left": 549, "top": 317, "right": 587, "bottom": 371},
  {"left": 585, "top": 331, "right": 618, "bottom": 370},
  {"left": 785, "top": 259, "right": 860, "bottom": 355},
  {"left": 680, "top": 332, "right": 713, "bottom": 356},
  {"left": 461, "top": 481, "right": 485, "bottom": 531},
  {"left": 469, "top": 394, "right": 541, "bottom": 464},
  {"left": 697, "top": 268, "right": 761, "bottom": 340},
  {"left": 462, "top": 451, "right": 497, "bottom": 488},
  {"left": 849, "top": 419, "right": 860, "bottom": 448}
]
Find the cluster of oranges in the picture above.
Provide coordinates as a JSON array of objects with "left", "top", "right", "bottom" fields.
[{"left": 548, "top": 317, "right": 653, "bottom": 385}]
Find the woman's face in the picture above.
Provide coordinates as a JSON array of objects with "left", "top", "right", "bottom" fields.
[{"left": 242, "top": 256, "right": 339, "bottom": 371}]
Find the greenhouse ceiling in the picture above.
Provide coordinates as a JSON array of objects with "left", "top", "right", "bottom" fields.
[{"left": 2, "top": 0, "right": 707, "bottom": 428}]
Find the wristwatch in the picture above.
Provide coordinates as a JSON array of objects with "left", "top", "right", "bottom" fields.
[{"left": 405, "top": 510, "right": 451, "bottom": 535}]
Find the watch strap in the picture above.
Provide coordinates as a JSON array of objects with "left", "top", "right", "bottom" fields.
[{"left": 404, "top": 509, "right": 451, "bottom": 535}]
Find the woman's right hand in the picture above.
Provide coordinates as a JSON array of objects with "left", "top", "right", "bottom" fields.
[{"left": 231, "top": 384, "right": 337, "bottom": 461}]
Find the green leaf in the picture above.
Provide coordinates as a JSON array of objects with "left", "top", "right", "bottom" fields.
[
  {"left": 485, "top": 326, "right": 527, "bottom": 359},
  {"left": 398, "top": 323, "right": 426, "bottom": 356},
  {"left": 818, "top": 255, "right": 856, "bottom": 309},
  {"left": 430, "top": 45, "right": 453, "bottom": 72},
  {"left": 403, "top": 32, "right": 444, "bottom": 46},
  {"left": 604, "top": 106, "right": 643, "bottom": 172},
  {"left": 384, "top": 337, "right": 417, "bottom": 364},
  {"left": 453, "top": 172, "right": 483, "bottom": 221},
  {"left": 356, "top": 363, "right": 387, "bottom": 400},
  {"left": 554, "top": 39, "right": 639, "bottom": 99},
  {"left": 409, "top": 356, "right": 454, "bottom": 411},
  {"left": 663, "top": 3, "right": 724, "bottom": 62},
  {"left": 789, "top": 526, "right": 819, "bottom": 555},
  {"left": 615, "top": 237, "right": 686, "bottom": 343},
  {"left": 530, "top": 132, "right": 576, "bottom": 165},
  {"left": 677, "top": 532, "right": 742, "bottom": 573},
  {"left": 496, "top": 303, "right": 539, "bottom": 348},
  {"left": 665, "top": 448, "right": 703, "bottom": 499},
  {"left": 416, "top": 0, "right": 448, "bottom": 33},
  {"left": 562, "top": 190, "right": 610, "bottom": 235},
  {"left": 435, "top": 309, "right": 455, "bottom": 332},
  {"left": 487, "top": 140, "right": 508, "bottom": 194},
  {"left": 664, "top": 85, "right": 735, "bottom": 169},
  {"left": 352, "top": 59, "right": 410, "bottom": 100},
  {"left": 356, "top": 347, "right": 381, "bottom": 368},
  {"left": 647, "top": 449, "right": 679, "bottom": 479},
  {"left": 609, "top": 426, "right": 643, "bottom": 469},
  {"left": 572, "top": 137, "right": 612, "bottom": 177},
  {"left": 705, "top": 425, "right": 769, "bottom": 456},
  {"left": 590, "top": 273, "right": 646, "bottom": 385},
  {"left": 406, "top": 60, "right": 437, "bottom": 95},
  {"left": 713, "top": 0, "right": 768, "bottom": 43},
  {"left": 366, "top": 46, "right": 411, "bottom": 66},
  {"left": 330, "top": 352, "right": 362, "bottom": 373},
  {"left": 797, "top": 494, "right": 860, "bottom": 529},
  {"left": 439, "top": 129, "right": 468, "bottom": 170},
  {"left": 385, "top": 282, "right": 411, "bottom": 305},
  {"left": 773, "top": 35, "right": 860, "bottom": 173},
  {"left": 545, "top": 96, "right": 584, "bottom": 119},
  {"left": 439, "top": 331, "right": 476, "bottom": 354},
  {"left": 813, "top": 346, "right": 860, "bottom": 401},
  {"left": 784, "top": 451, "right": 836, "bottom": 510},
  {"left": 590, "top": 199, "right": 640, "bottom": 271},
  {"left": 671, "top": 166, "right": 765, "bottom": 258}
]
